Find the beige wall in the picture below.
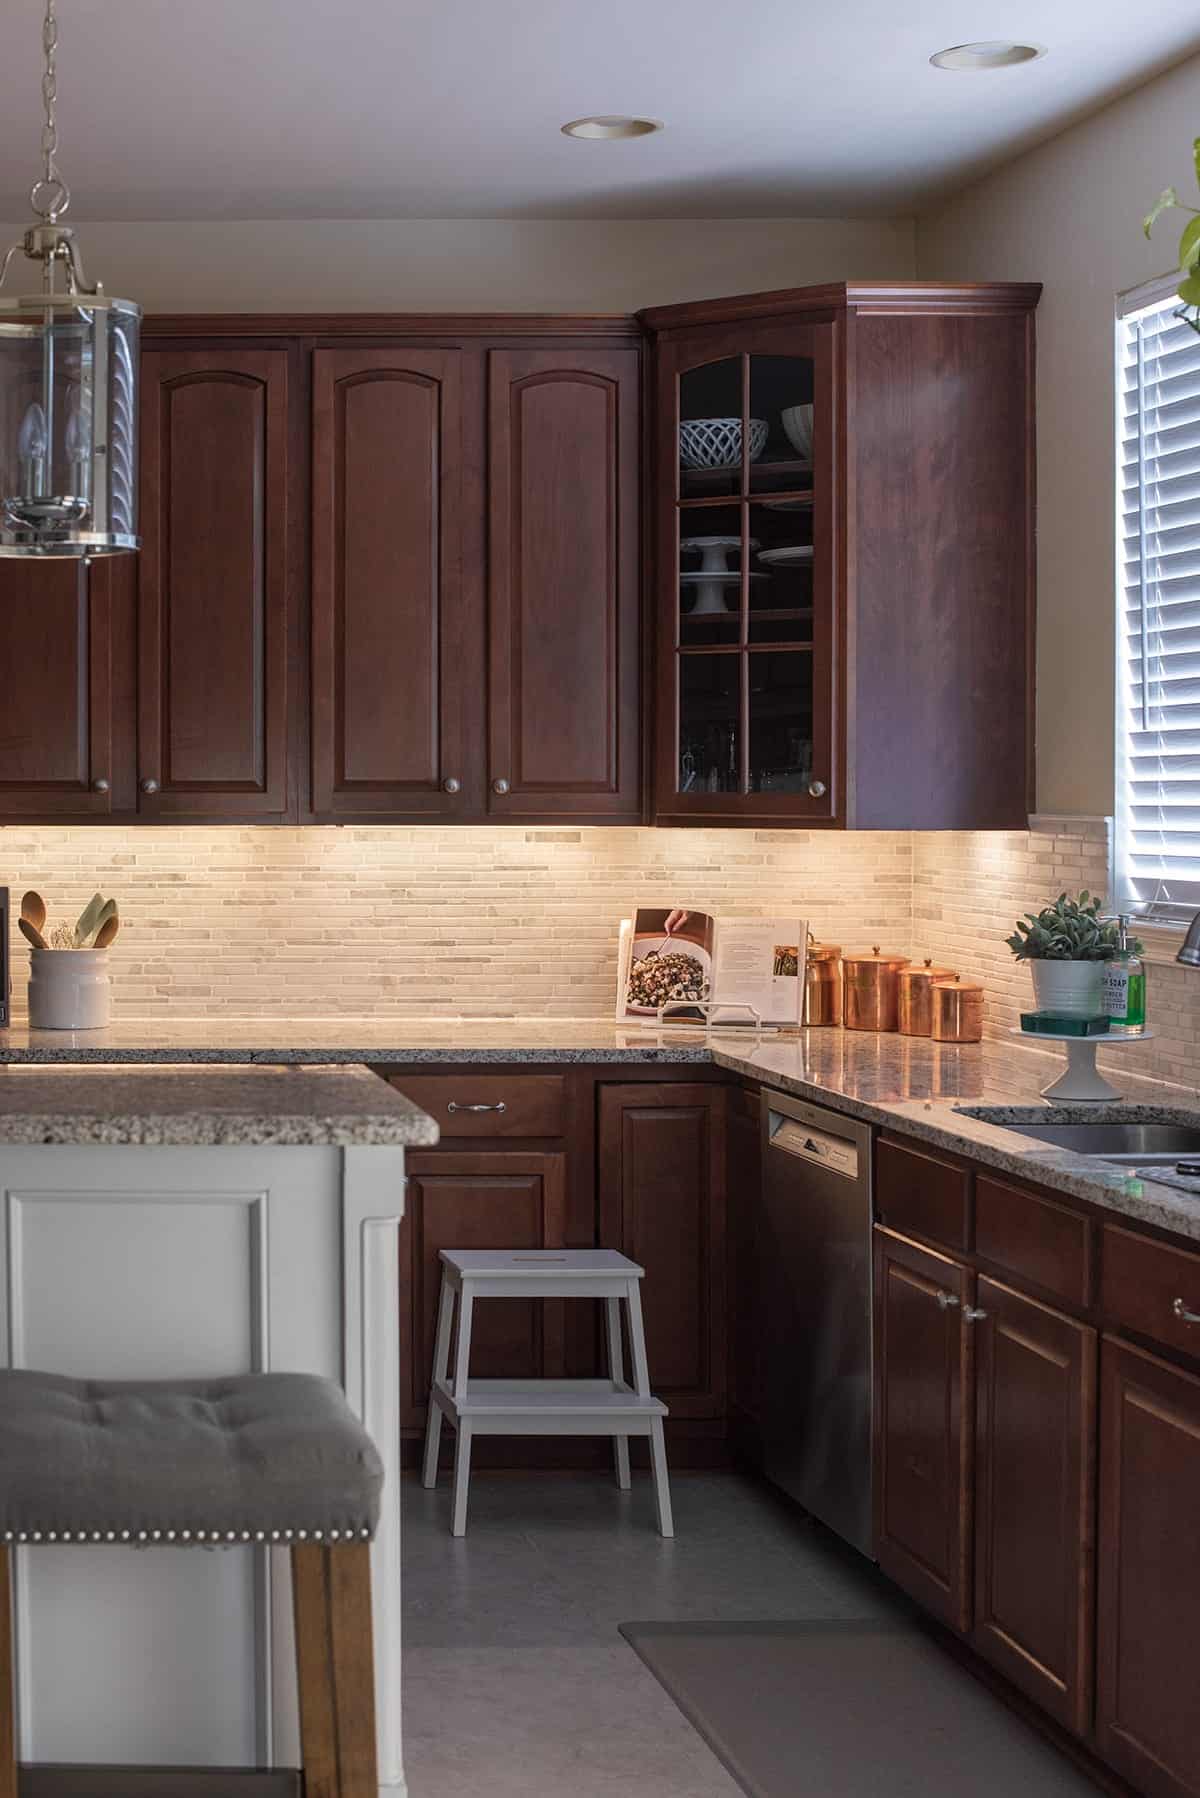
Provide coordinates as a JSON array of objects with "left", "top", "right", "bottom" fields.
[
  {"left": 0, "top": 216, "right": 916, "bottom": 314},
  {"left": 917, "top": 51, "right": 1200, "bottom": 815}
]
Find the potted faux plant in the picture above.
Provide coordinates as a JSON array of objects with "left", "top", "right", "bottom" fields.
[
  {"left": 1006, "top": 892, "right": 1139, "bottom": 1018},
  {"left": 1144, "top": 139, "right": 1200, "bottom": 333}
]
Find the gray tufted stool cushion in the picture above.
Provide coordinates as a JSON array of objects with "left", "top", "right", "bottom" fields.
[{"left": 0, "top": 1369, "right": 383, "bottom": 1545}]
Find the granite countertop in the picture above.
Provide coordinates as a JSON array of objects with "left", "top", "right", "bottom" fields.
[
  {"left": 0, "top": 1016, "right": 1198, "bottom": 1240},
  {"left": 0, "top": 1064, "right": 440, "bottom": 1147}
]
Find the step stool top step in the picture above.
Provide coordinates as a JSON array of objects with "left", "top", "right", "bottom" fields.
[{"left": 438, "top": 1248, "right": 644, "bottom": 1279}]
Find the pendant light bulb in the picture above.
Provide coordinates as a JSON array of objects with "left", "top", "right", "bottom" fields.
[{"left": 18, "top": 404, "right": 47, "bottom": 461}]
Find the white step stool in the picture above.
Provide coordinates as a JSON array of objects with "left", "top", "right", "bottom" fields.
[{"left": 422, "top": 1248, "right": 674, "bottom": 1538}]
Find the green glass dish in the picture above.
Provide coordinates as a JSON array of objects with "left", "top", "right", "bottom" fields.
[{"left": 1020, "top": 1011, "right": 1111, "bottom": 1037}]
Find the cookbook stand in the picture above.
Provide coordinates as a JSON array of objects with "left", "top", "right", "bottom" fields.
[
  {"left": 656, "top": 1001, "right": 783, "bottom": 1035},
  {"left": 1012, "top": 1027, "right": 1156, "bottom": 1102}
]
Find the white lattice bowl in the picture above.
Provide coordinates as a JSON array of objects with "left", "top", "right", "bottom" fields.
[
  {"left": 679, "top": 417, "right": 768, "bottom": 470},
  {"left": 781, "top": 404, "right": 813, "bottom": 460}
]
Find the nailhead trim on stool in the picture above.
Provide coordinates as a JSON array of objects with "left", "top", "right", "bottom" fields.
[{"left": 1, "top": 1525, "right": 373, "bottom": 1544}]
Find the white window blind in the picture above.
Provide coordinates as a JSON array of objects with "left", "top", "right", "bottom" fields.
[{"left": 1116, "top": 287, "right": 1200, "bottom": 919}]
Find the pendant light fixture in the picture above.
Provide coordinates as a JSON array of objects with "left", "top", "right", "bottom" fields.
[{"left": 0, "top": 0, "right": 140, "bottom": 557}]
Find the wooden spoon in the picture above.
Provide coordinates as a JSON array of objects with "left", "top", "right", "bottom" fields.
[
  {"left": 17, "top": 917, "right": 48, "bottom": 951},
  {"left": 93, "top": 913, "right": 119, "bottom": 949},
  {"left": 20, "top": 891, "right": 47, "bottom": 933}
]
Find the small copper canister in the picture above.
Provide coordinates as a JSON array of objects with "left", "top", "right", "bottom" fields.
[
  {"left": 804, "top": 942, "right": 843, "bottom": 1027},
  {"left": 897, "top": 959, "right": 956, "bottom": 1037},
  {"left": 843, "top": 947, "right": 910, "bottom": 1032},
  {"left": 931, "top": 975, "right": 984, "bottom": 1043}
]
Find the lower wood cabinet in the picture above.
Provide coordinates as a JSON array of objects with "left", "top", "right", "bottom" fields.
[
  {"left": 873, "top": 1227, "right": 973, "bottom": 1631},
  {"left": 1096, "top": 1336, "right": 1200, "bottom": 1798},
  {"left": 874, "top": 1227, "right": 1098, "bottom": 1729},
  {"left": 727, "top": 1087, "right": 765, "bottom": 1443},
  {"left": 598, "top": 1083, "right": 727, "bottom": 1420},
  {"left": 972, "top": 1276, "right": 1096, "bottom": 1735},
  {"left": 399, "top": 1148, "right": 566, "bottom": 1431}
]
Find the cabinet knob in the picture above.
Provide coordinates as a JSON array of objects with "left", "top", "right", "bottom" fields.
[
  {"left": 442, "top": 777, "right": 461, "bottom": 795},
  {"left": 140, "top": 778, "right": 159, "bottom": 796},
  {"left": 963, "top": 1306, "right": 989, "bottom": 1323},
  {"left": 1173, "top": 1296, "right": 1200, "bottom": 1325},
  {"left": 492, "top": 777, "right": 510, "bottom": 796},
  {"left": 92, "top": 777, "right": 110, "bottom": 794},
  {"left": 935, "top": 1290, "right": 960, "bottom": 1310},
  {"left": 808, "top": 779, "right": 827, "bottom": 799}
]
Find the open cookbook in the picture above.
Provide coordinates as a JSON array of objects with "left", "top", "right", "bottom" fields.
[{"left": 615, "top": 907, "right": 807, "bottom": 1027}]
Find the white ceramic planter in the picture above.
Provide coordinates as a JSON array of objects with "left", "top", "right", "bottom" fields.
[
  {"left": 1029, "top": 959, "right": 1104, "bottom": 1018},
  {"left": 28, "top": 948, "right": 112, "bottom": 1030}
]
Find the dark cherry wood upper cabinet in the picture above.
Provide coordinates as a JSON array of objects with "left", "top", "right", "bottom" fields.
[
  {"left": 972, "top": 1277, "right": 1097, "bottom": 1737},
  {"left": 598, "top": 1083, "right": 726, "bottom": 1419},
  {"left": 487, "top": 347, "right": 641, "bottom": 819},
  {"left": 1096, "top": 1335, "right": 1200, "bottom": 1798},
  {"left": 310, "top": 347, "right": 475, "bottom": 820},
  {"left": 137, "top": 346, "right": 293, "bottom": 817},
  {"left": 873, "top": 1225, "right": 973, "bottom": 1632},
  {"left": 639, "top": 282, "right": 1040, "bottom": 829},
  {"left": 0, "top": 558, "right": 129, "bottom": 817}
]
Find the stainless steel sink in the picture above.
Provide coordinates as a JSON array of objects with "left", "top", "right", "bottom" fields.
[{"left": 993, "top": 1120, "right": 1200, "bottom": 1164}]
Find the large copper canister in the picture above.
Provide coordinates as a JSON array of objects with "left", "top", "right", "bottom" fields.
[
  {"left": 804, "top": 942, "right": 843, "bottom": 1026},
  {"left": 843, "top": 947, "right": 910, "bottom": 1032},
  {"left": 897, "top": 958, "right": 956, "bottom": 1037},
  {"left": 932, "top": 975, "right": 984, "bottom": 1043}
]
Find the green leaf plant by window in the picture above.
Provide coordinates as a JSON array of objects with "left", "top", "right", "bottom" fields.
[
  {"left": 1115, "top": 277, "right": 1200, "bottom": 920},
  {"left": 1143, "top": 137, "right": 1200, "bottom": 334}
]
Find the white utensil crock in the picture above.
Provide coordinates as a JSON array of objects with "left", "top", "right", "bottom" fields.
[
  {"left": 1029, "top": 960, "right": 1104, "bottom": 1018},
  {"left": 28, "top": 948, "right": 112, "bottom": 1030}
]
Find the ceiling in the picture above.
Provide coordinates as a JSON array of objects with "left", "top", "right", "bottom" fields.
[{"left": 1, "top": 0, "right": 1198, "bottom": 222}]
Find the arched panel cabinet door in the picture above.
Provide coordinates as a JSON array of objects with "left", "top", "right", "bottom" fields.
[
  {"left": 310, "top": 348, "right": 473, "bottom": 819},
  {"left": 137, "top": 347, "right": 294, "bottom": 818},
  {"left": 487, "top": 348, "right": 641, "bottom": 819}
]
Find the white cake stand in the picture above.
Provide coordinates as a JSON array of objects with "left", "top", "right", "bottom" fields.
[{"left": 1012, "top": 1028, "right": 1156, "bottom": 1102}]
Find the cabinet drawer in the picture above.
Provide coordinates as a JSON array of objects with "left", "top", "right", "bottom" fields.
[
  {"left": 387, "top": 1073, "right": 567, "bottom": 1139},
  {"left": 875, "top": 1136, "right": 969, "bottom": 1252},
  {"left": 1102, "top": 1223, "right": 1200, "bottom": 1359},
  {"left": 975, "top": 1175, "right": 1093, "bottom": 1308}
]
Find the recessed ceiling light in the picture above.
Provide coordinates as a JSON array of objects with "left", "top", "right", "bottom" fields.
[
  {"left": 930, "top": 41, "right": 1046, "bottom": 70},
  {"left": 561, "top": 116, "right": 664, "bottom": 140}
]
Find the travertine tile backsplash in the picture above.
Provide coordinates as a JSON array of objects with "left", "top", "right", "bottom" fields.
[
  {"left": 0, "top": 826, "right": 912, "bottom": 1019},
  {"left": 3, "top": 816, "right": 1198, "bottom": 1087}
]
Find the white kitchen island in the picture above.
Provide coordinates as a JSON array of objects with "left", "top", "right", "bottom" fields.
[{"left": 0, "top": 1064, "right": 437, "bottom": 1797}]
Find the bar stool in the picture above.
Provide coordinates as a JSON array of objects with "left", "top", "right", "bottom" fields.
[
  {"left": 0, "top": 1368, "right": 383, "bottom": 1798},
  {"left": 422, "top": 1248, "right": 673, "bottom": 1538}
]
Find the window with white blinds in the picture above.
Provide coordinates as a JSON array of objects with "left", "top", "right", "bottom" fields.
[{"left": 1116, "top": 285, "right": 1200, "bottom": 919}]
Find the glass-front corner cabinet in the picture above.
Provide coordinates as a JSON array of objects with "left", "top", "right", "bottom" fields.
[{"left": 650, "top": 316, "right": 838, "bottom": 824}]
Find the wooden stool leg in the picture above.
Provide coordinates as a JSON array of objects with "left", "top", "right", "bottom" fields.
[
  {"left": 649, "top": 1417, "right": 675, "bottom": 1539},
  {"left": 292, "top": 1542, "right": 378, "bottom": 1798},
  {"left": 0, "top": 1547, "right": 15, "bottom": 1798},
  {"left": 451, "top": 1422, "right": 473, "bottom": 1538},
  {"left": 605, "top": 1296, "right": 631, "bottom": 1491},
  {"left": 422, "top": 1274, "right": 456, "bottom": 1489}
]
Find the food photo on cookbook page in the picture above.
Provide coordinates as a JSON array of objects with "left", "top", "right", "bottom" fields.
[{"left": 618, "top": 906, "right": 807, "bottom": 1027}]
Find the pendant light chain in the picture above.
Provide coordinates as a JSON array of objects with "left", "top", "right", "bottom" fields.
[{"left": 32, "top": 0, "right": 70, "bottom": 223}]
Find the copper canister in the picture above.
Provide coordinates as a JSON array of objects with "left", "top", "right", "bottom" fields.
[
  {"left": 843, "top": 947, "right": 910, "bottom": 1032},
  {"left": 803, "top": 942, "right": 843, "bottom": 1027},
  {"left": 931, "top": 975, "right": 984, "bottom": 1043},
  {"left": 897, "top": 959, "right": 957, "bottom": 1037}
]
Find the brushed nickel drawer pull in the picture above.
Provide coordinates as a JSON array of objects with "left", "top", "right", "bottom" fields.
[
  {"left": 446, "top": 1100, "right": 507, "bottom": 1115},
  {"left": 963, "top": 1306, "right": 988, "bottom": 1323},
  {"left": 935, "top": 1290, "right": 960, "bottom": 1310},
  {"left": 1173, "top": 1296, "right": 1200, "bottom": 1325}
]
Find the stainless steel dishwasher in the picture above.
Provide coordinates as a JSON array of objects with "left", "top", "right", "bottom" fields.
[{"left": 760, "top": 1089, "right": 873, "bottom": 1555}]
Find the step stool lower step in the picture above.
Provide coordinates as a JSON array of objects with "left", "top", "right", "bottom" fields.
[{"left": 432, "top": 1377, "right": 668, "bottom": 1433}]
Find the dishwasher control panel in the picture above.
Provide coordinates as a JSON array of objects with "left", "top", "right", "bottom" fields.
[{"left": 768, "top": 1116, "right": 861, "bottom": 1181}]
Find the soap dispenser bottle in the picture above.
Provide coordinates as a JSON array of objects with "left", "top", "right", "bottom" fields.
[{"left": 1102, "top": 913, "right": 1146, "bottom": 1035}]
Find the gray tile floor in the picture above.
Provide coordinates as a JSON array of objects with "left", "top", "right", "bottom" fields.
[{"left": 401, "top": 1470, "right": 1099, "bottom": 1797}]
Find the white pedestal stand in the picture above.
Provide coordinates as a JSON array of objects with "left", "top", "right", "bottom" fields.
[{"left": 1014, "top": 1029, "right": 1156, "bottom": 1102}]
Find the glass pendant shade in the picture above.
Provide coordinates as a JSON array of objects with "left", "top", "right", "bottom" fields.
[{"left": 0, "top": 290, "right": 140, "bottom": 556}]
